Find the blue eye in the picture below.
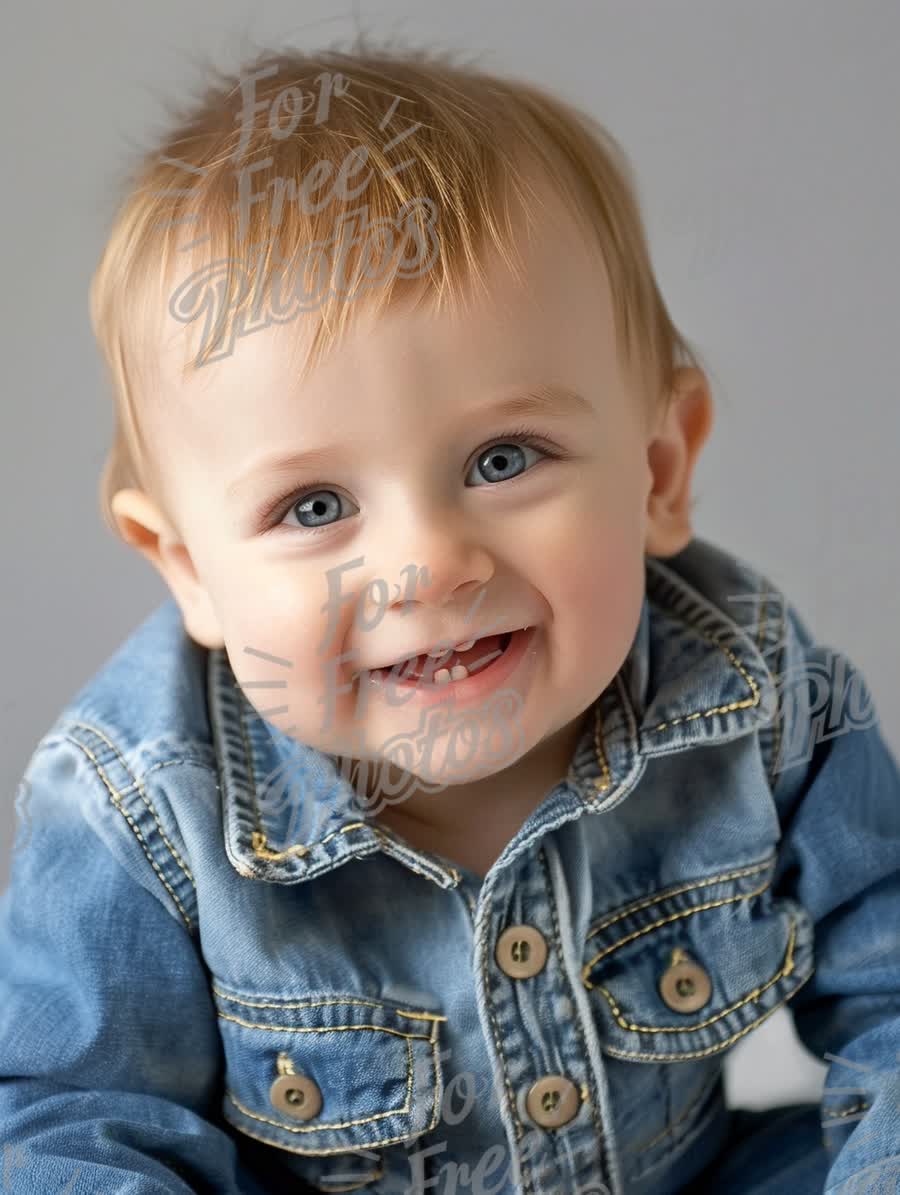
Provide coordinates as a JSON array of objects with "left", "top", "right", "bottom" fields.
[
  {"left": 282, "top": 489, "right": 358, "bottom": 532},
  {"left": 263, "top": 429, "right": 563, "bottom": 536},
  {"left": 465, "top": 438, "right": 547, "bottom": 487}
]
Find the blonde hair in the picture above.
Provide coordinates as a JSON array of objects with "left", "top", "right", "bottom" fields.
[{"left": 89, "top": 37, "right": 707, "bottom": 538}]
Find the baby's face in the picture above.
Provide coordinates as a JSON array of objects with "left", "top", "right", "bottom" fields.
[{"left": 146, "top": 183, "right": 665, "bottom": 796}]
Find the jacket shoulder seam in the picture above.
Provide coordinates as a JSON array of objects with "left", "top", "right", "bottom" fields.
[{"left": 58, "top": 723, "right": 200, "bottom": 935}]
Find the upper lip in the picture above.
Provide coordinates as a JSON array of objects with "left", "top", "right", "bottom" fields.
[{"left": 353, "top": 624, "right": 531, "bottom": 677}]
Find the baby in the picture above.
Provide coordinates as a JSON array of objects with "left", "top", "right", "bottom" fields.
[{"left": 2, "top": 43, "right": 899, "bottom": 1195}]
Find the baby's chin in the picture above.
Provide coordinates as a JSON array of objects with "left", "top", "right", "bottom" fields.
[{"left": 319, "top": 728, "right": 531, "bottom": 815}]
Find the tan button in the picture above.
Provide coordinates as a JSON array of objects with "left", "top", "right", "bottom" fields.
[
  {"left": 525, "top": 1074, "right": 580, "bottom": 1128},
  {"left": 269, "top": 1073, "right": 322, "bottom": 1120},
  {"left": 658, "top": 954, "right": 712, "bottom": 1013},
  {"left": 495, "top": 925, "right": 548, "bottom": 978}
]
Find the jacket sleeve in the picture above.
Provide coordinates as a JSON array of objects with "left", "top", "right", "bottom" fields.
[
  {"left": 765, "top": 594, "right": 900, "bottom": 1193},
  {"left": 0, "top": 729, "right": 300, "bottom": 1195}
]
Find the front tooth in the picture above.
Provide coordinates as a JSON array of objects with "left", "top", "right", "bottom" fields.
[
  {"left": 455, "top": 638, "right": 476, "bottom": 651},
  {"left": 434, "top": 664, "right": 471, "bottom": 685}
]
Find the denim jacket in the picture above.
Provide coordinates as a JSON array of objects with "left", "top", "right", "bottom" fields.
[{"left": 2, "top": 535, "right": 899, "bottom": 1195}]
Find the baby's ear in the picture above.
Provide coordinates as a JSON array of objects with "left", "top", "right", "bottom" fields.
[
  {"left": 643, "top": 367, "right": 714, "bottom": 558},
  {"left": 109, "top": 489, "right": 225, "bottom": 650}
]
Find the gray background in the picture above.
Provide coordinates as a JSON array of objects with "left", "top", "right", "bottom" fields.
[{"left": 2, "top": 0, "right": 898, "bottom": 1111}]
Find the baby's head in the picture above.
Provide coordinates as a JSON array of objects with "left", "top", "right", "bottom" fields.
[{"left": 90, "top": 43, "right": 713, "bottom": 799}]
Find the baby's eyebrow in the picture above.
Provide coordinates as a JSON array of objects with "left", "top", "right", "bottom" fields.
[
  {"left": 225, "top": 383, "right": 593, "bottom": 501},
  {"left": 480, "top": 384, "right": 594, "bottom": 423}
]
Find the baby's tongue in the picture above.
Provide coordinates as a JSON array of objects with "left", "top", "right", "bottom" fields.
[{"left": 406, "top": 633, "right": 506, "bottom": 677}]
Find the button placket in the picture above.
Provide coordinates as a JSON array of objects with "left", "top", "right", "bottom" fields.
[{"left": 496, "top": 922, "right": 584, "bottom": 1136}]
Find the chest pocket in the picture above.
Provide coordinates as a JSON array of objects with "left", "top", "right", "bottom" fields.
[
  {"left": 213, "top": 984, "right": 446, "bottom": 1191},
  {"left": 581, "top": 853, "right": 815, "bottom": 1063},
  {"left": 580, "top": 854, "right": 816, "bottom": 1186}
]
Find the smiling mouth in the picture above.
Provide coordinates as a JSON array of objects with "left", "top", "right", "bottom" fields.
[{"left": 358, "top": 629, "right": 520, "bottom": 687}]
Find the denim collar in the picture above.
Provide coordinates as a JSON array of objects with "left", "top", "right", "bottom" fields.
[{"left": 209, "top": 537, "right": 780, "bottom": 889}]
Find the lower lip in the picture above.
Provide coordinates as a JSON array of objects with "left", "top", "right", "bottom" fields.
[{"left": 359, "top": 625, "right": 538, "bottom": 709}]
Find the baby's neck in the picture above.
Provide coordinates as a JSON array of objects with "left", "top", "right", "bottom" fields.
[
  {"left": 373, "top": 785, "right": 543, "bottom": 881},
  {"left": 360, "top": 708, "right": 593, "bottom": 879}
]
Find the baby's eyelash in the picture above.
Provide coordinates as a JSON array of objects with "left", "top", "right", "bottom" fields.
[{"left": 254, "top": 424, "right": 567, "bottom": 533}]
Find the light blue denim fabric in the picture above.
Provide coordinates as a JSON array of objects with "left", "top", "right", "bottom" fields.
[{"left": 2, "top": 535, "right": 899, "bottom": 1195}]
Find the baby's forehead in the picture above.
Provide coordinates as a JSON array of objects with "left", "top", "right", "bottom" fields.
[
  {"left": 147, "top": 172, "right": 615, "bottom": 457},
  {"left": 159, "top": 185, "right": 606, "bottom": 369}
]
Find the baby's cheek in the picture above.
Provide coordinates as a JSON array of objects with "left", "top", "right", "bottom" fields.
[
  {"left": 222, "top": 596, "right": 343, "bottom": 705},
  {"left": 548, "top": 511, "right": 643, "bottom": 614},
  {"left": 546, "top": 520, "right": 645, "bottom": 680}
]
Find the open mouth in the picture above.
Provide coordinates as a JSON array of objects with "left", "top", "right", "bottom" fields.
[{"left": 366, "top": 628, "right": 521, "bottom": 688}]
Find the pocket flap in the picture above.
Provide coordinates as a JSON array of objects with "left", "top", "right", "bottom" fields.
[
  {"left": 581, "top": 856, "right": 815, "bottom": 1062},
  {"left": 213, "top": 984, "right": 446, "bottom": 1167}
]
